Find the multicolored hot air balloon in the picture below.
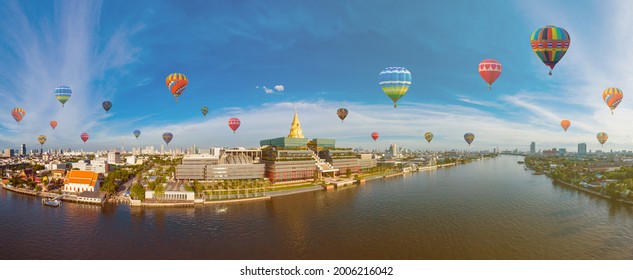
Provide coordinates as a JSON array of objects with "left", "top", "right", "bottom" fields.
[
  {"left": 560, "top": 120, "right": 571, "bottom": 132},
  {"left": 424, "top": 132, "right": 433, "bottom": 143},
  {"left": 201, "top": 106, "right": 209, "bottom": 117},
  {"left": 80, "top": 132, "right": 89, "bottom": 143},
  {"left": 371, "top": 132, "right": 379, "bottom": 141},
  {"left": 166, "top": 73, "right": 188, "bottom": 102},
  {"left": 162, "top": 132, "right": 173, "bottom": 145},
  {"left": 602, "top": 87, "right": 623, "bottom": 114},
  {"left": 464, "top": 133, "right": 475, "bottom": 146},
  {"left": 478, "top": 59, "right": 502, "bottom": 90},
  {"left": 597, "top": 132, "right": 608, "bottom": 146},
  {"left": 530, "top": 25, "right": 570, "bottom": 75},
  {"left": 54, "top": 86, "right": 72, "bottom": 107},
  {"left": 38, "top": 135, "right": 47, "bottom": 146},
  {"left": 50, "top": 121, "right": 57, "bottom": 130},
  {"left": 11, "top": 107, "right": 25, "bottom": 125},
  {"left": 228, "top": 118, "right": 241, "bottom": 134},
  {"left": 337, "top": 108, "right": 348, "bottom": 122},
  {"left": 379, "top": 67, "right": 411, "bottom": 108},
  {"left": 133, "top": 129, "right": 141, "bottom": 139},
  {"left": 102, "top": 101, "right": 112, "bottom": 113}
]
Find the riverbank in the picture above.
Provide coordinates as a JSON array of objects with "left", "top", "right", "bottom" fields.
[
  {"left": 522, "top": 162, "right": 633, "bottom": 206},
  {"left": 1, "top": 183, "right": 103, "bottom": 205}
]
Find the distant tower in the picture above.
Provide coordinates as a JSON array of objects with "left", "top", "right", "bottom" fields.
[
  {"left": 578, "top": 143, "right": 587, "bottom": 156},
  {"left": 20, "top": 144, "right": 26, "bottom": 156},
  {"left": 530, "top": 142, "right": 536, "bottom": 155},
  {"left": 287, "top": 110, "right": 305, "bottom": 138}
]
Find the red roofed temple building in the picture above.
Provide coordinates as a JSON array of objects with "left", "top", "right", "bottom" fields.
[{"left": 63, "top": 170, "right": 100, "bottom": 193}]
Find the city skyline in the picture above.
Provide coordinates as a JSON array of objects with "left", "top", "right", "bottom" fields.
[{"left": 2, "top": 1, "right": 633, "bottom": 152}]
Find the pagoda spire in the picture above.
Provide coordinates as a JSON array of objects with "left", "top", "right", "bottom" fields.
[{"left": 287, "top": 110, "right": 304, "bottom": 138}]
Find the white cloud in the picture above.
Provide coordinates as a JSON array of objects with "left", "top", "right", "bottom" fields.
[
  {"left": 263, "top": 86, "right": 273, "bottom": 94},
  {"left": 274, "top": 85, "right": 284, "bottom": 92},
  {"left": 0, "top": 1, "right": 141, "bottom": 150}
]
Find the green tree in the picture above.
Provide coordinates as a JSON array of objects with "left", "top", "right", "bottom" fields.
[
  {"left": 130, "top": 182, "right": 145, "bottom": 200},
  {"left": 154, "top": 184, "right": 165, "bottom": 201}
]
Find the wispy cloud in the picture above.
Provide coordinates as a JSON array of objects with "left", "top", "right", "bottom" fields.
[{"left": 0, "top": 0, "right": 142, "bottom": 149}]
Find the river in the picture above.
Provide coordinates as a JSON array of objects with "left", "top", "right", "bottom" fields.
[{"left": 1, "top": 155, "right": 633, "bottom": 259}]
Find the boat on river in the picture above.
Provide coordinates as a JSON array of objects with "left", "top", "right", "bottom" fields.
[{"left": 42, "top": 198, "right": 61, "bottom": 207}]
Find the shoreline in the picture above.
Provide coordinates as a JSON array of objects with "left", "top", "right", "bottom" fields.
[{"left": 2, "top": 158, "right": 489, "bottom": 208}]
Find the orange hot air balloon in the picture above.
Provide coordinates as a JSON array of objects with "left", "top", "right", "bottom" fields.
[
  {"left": 560, "top": 120, "right": 570, "bottom": 132},
  {"left": 166, "top": 73, "right": 188, "bottom": 102},
  {"left": 50, "top": 121, "right": 58, "bottom": 130},
  {"left": 371, "top": 132, "right": 379, "bottom": 141},
  {"left": 478, "top": 59, "right": 502, "bottom": 90}
]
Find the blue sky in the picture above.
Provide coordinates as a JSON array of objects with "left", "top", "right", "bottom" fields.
[{"left": 0, "top": 0, "right": 630, "bottom": 152}]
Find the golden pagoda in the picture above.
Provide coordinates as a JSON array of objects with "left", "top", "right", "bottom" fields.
[{"left": 287, "top": 111, "right": 305, "bottom": 138}]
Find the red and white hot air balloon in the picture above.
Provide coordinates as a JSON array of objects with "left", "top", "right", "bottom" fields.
[
  {"left": 80, "top": 132, "right": 89, "bottom": 143},
  {"left": 478, "top": 59, "right": 502, "bottom": 90},
  {"left": 228, "top": 118, "right": 241, "bottom": 134},
  {"left": 371, "top": 132, "right": 379, "bottom": 141}
]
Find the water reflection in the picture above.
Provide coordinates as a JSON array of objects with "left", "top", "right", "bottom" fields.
[{"left": 3, "top": 156, "right": 633, "bottom": 259}]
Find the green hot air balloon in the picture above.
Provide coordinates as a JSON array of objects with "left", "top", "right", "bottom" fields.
[
  {"left": 379, "top": 67, "right": 411, "bottom": 108},
  {"left": 201, "top": 106, "right": 209, "bottom": 117}
]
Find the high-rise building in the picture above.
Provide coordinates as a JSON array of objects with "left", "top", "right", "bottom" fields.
[
  {"left": 389, "top": 144, "right": 398, "bottom": 157},
  {"left": 530, "top": 142, "right": 536, "bottom": 155},
  {"left": 108, "top": 151, "right": 121, "bottom": 164},
  {"left": 578, "top": 143, "right": 587, "bottom": 156},
  {"left": 20, "top": 144, "right": 26, "bottom": 156}
]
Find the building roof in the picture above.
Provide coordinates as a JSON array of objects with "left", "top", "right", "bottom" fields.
[{"left": 64, "top": 170, "right": 99, "bottom": 187}]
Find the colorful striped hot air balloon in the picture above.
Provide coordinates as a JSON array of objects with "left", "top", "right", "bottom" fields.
[
  {"left": 478, "top": 59, "right": 502, "bottom": 90},
  {"left": 530, "top": 25, "right": 570, "bottom": 75},
  {"left": 201, "top": 106, "right": 209, "bottom": 117},
  {"left": 102, "top": 101, "right": 112, "bottom": 113},
  {"left": 560, "top": 120, "right": 571, "bottom": 132},
  {"left": 464, "top": 133, "right": 475, "bottom": 146},
  {"left": 379, "top": 67, "right": 411, "bottom": 108},
  {"left": 80, "top": 132, "right": 89, "bottom": 143},
  {"left": 54, "top": 86, "right": 72, "bottom": 107},
  {"left": 602, "top": 87, "right": 623, "bottom": 114},
  {"left": 50, "top": 121, "right": 57, "bottom": 130},
  {"left": 228, "top": 118, "right": 241, "bottom": 134},
  {"left": 38, "top": 135, "right": 47, "bottom": 146},
  {"left": 371, "top": 132, "right": 379, "bottom": 141},
  {"left": 597, "top": 132, "right": 608, "bottom": 146},
  {"left": 166, "top": 73, "right": 188, "bottom": 102},
  {"left": 337, "top": 108, "right": 348, "bottom": 122},
  {"left": 133, "top": 129, "right": 141, "bottom": 139},
  {"left": 162, "top": 132, "right": 173, "bottom": 145},
  {"left": 424, "top": 132, "right": 433, "bottom": 143},
  {"left": 11, "top": 107, "right": 25, "bottom": 125}
]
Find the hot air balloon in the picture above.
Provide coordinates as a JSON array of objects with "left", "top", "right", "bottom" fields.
[
  {"left": 201, "top": 106, "right": 209, "bottom": 117},
  {"left": 165, "top": 73, "right": 188, "bottom": 102},
  {"left": 133, "top": 129, "right": 141, "bottom": 139},
  {"left": 602, "top": 87, "right": 623, "bottom": 114},
  {"left": 371, "top": 132, "right": 379, "bottom": 141},
  {"left": 530, "top": 25, "right": 570, "bottom": 75},
  {"left": 50, "top": 121, "right": 58, "bottom": 130},
  {"left": 560, "top": 120, "right": 571, "bottom": 132},
  {"left": 424, "top": 132, "right": 433, "bottom": 143},
  {"left": 11, "top": 107, "right": 25, "bottom": 125},
  {"left": 54, "top": 86, "right": 72, "bottom": 107},
  {"left": 337, "top": 108, "right": 348, "bottom": 122},
  {"left": 228, "top": 118, "right": 241, "bottom": 134},
  {"left": 38, "top": 135, "right": 47, "bottom": 146},
  {"left": 478, "top": 59, "right": 502, "bottom": 90},
  {"left": 102, "top": 101, "right": 112, "bottom": 113},
  {"left": 379, "top": 67, "right": 411, "bottom": 108},
  {"left": 80, "top": 132, "right": 89, "bottom": 143},
  {"left": 597, "top": 132, "right": 608, "bottom": 146},
  {"left": 464, "top": 133, "right": 475, "bottom": 146},
  {"left": 162, "top": 132, "right": 173, "bottom": 145}
]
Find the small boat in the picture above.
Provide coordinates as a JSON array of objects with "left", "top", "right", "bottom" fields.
[
  {"left": 42, "top": 198, "right": 61, "bottom": 207},
  {"left": 517, "top": 161, "right": 525, "bottom": 164}
]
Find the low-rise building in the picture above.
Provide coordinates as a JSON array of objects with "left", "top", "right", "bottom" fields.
[{"left": 63, "top": 170, "right": 100, "bottom": 193}]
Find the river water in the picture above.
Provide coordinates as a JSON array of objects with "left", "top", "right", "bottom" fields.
[{"left": 1, "top": 155, "right": 633, "bottom": 259}]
